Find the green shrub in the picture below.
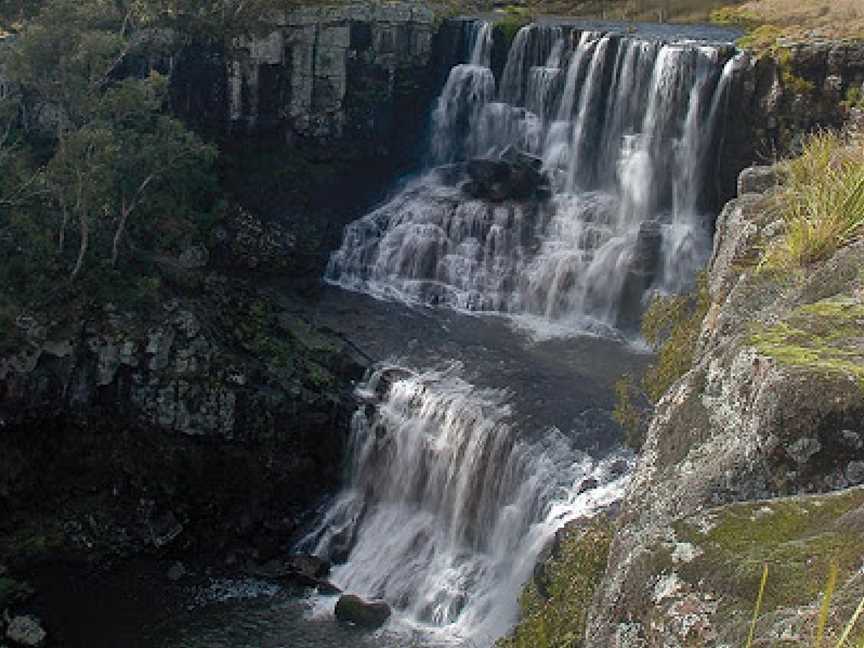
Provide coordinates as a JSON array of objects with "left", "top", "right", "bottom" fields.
[
  {"left": 611, "top": 276, "right": 709, "bottom": 449},
  {"left": 495, "top": 6, "right": 532, "bottom": 45},
  {"left": 842, "top": 86, "right": 864, "bottom": 111},
  {"left": 710, "top": 5, "right": 760, "bottom": 29},
  {"left": 736, "top": 24, "right": 785, "bottom": 55},
  {"left": 612, "top": 374, "right": 649, "bottom": 450}
]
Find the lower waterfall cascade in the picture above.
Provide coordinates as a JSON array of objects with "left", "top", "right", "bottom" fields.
[
  {"left": 309, "top": 17, "right": 743, "bottom": 647},
  {"left": 303, "top": 362, "right": 632, "bottom": 644}
]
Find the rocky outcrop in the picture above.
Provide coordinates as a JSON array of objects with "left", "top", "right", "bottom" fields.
[
  {"left": 171, "top": 3, "right": 436, "bottom": 143},
  {"left": 584, "top": 166, "right": 864, "bottom": 647},
  {"left": 0, "top": 272, "right": 366, "bottom": 573},
  {"left": 720, "top": 40, "right": 864, "bottom": 201},
  {"left": 462, "top": 147, "right": 551, "bottom": 202},
  {"left": 4, "top": 614, "right": 47, "bottom": 647}
]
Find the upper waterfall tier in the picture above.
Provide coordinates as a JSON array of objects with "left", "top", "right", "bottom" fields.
[{"left": 327, "top": 20, "right": 741, "bottom": 334}]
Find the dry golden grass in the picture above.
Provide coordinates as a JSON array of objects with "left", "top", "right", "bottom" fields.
[
  {"left": 523, "top": 0, "right": 740, "bottom": 23},
  {"left": 732, "top": 0, "right": 864, "bottom": 40}
]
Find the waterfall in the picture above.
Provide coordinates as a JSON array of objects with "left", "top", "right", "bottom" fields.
[
  {"left": 303, "top": 363, "right": 631, "bottom": 643},
  {"left": 327, "top": 20, "right": 737, "bottom": 334},
  {"left": 312, "top": 19, "right": 738, "bottom": 647}
]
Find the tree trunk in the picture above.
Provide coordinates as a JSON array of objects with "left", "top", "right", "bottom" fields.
[
  {"left": 71, "top": 214, "right": 88, "bottom": 280},
  {"left": 112, "top": 200, "right": 130, "bottom": 268}
]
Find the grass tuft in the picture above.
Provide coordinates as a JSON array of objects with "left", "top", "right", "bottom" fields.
[{"left": 763, "top": 131, "right": 864, "bottom": 269}]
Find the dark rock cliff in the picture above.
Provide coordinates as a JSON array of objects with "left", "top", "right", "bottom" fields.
[
  {"left": 718, "top": 40, "right": 864, "bottom": 202},
  {"left": 0, "top": 272, "right": 366, "bottom": 571}
]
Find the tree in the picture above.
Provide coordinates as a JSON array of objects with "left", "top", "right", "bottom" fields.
[
  {"left": 0, "top": 0, "right": 46, "bottom": 30},
  {"left": 1, "top": 0, "right": 218, "bottom": 281},
  {"left": 96, "top": 74, "right": 216, "bottom": 268}
]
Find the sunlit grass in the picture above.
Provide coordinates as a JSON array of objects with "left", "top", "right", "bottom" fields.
[{"left": 762, "top": 131, "right": 864, "bottom": 269}]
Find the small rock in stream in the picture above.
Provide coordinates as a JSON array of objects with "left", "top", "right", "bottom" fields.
[{"left": 334, "top": 594, "right": 391, "bottom": 629}]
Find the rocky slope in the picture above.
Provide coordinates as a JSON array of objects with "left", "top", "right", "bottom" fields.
[{"left": 583, "top": 158, "right": 864, "bottom": 646}]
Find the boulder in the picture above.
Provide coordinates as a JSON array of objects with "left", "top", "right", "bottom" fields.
[
  {"left": 464, "top": 154, "right": 550, "bottom": 202},
  {"left": 334, "top": 594, "right": 392, "bottom": 628},
  {"left": 287, "top": 554, "right": 331, "bottom": 579},
  {"left": 5, "top": 615, "right": 47, "bottom": 647},
  {"left": 432, "top": 163, "right": 466, "bottom": 186},
  {"left": 499, "top": 144, "right": 543, "bottom": 172},
  {"left": 466, "top": 158, "right": 511, "bottom": 187}
]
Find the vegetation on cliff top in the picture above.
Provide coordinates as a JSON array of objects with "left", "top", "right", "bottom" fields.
[{"left": 712, "top": 0, "right": 864, "bottom": 45}]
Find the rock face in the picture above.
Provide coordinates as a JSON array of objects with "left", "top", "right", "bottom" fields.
[
  {"left": 0, "top": 274, "right": 366, "bottom": 568},
  {"left": 584, "top": 167, "right": 864, "bottom": 647},
  {"left": 5, "top": 615, "right": 47, "bottom": 647},
  {"left": 171, "top": 3, "right": 435, "bottom": 142},
  {"left": 334, "top": 594, "right": 392, "bottom": 628},
  {"left": 719, "top": 41, "right": 864, "bottom": 202}
]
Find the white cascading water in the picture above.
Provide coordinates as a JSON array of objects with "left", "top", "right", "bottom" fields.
[
  {"left": 303, "top": 363, "right": 632, "bottom": 644},
  {"left": 308, "top": 20, "right": 740, "bottom": 647},
  {"left": 327, "top": 21, "right": 737, "bottom": 333}
]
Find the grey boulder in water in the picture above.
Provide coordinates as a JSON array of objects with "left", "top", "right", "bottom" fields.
[{"left": 334, "top": 594, "right": 392, "bottom": 628}]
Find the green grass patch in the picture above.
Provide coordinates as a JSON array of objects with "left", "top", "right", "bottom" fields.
[{"left": 750, "top": 296, "right": 864, "bottom": 388}]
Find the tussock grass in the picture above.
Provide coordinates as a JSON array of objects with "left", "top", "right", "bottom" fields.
[{"left": 763, "top": 131, "right": 864, "bottom": 269}]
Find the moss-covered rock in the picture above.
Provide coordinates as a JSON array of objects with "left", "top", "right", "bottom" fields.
[
  {"left": 633, "top": 488, "right": 864, "bottom": 646},
  {"left": 585, "top": 167, "right": 864, "bottom": 647},
  {"left": 497, "top": 518, "right": 613, "bottom": 648}
]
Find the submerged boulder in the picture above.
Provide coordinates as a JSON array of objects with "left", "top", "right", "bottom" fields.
[{"left": 334, "top": 594, "right": 392, "bottom": 628}]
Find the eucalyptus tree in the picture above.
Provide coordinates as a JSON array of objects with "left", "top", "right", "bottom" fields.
[{"left": 0, "top": 0, "right": 217, "bottom": 281}]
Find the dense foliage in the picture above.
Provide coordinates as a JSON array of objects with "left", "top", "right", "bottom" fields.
[{"left": 0, "top": 0, "right": 232, "bottom": 322}]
